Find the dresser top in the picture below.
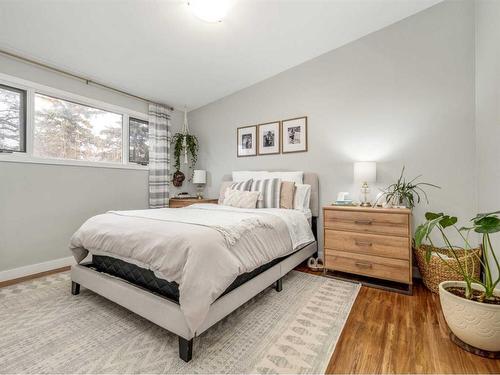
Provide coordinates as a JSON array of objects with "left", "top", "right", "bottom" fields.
[{"left": 323, "top": 205, "right": 411, "bottom": 214}]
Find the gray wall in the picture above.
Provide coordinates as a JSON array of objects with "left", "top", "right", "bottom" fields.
[
  {"left": 0, "top": 56, "right": 185, "bottom": 271},
  {"left": 476, "top": 0, "right": 500, "bottom": 280},
  {"left": 189, "top": 0, "right": 477, "bottom": 251}
]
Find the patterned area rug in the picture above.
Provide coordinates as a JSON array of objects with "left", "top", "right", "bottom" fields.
[{"left": 0, "top": 271, "right": 359, "bottom": 374}]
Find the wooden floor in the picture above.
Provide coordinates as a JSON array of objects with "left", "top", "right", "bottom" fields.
[
  {"left": 3, "top": 266, "right": 499, "bottom": 373},
  {"left": 296, "top": 268, "right": 500, "bottom": 374}
]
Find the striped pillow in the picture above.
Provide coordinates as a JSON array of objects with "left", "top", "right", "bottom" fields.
[
  {"left": 250, "top": 178, "right": 281, "bottom": 208},
  {"left": 230, "top": 179, "right": 253, "bottom": 191}
]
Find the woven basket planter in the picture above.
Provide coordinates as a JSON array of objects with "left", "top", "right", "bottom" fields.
[{"left": 414, "top": 245, "right": 482, "bottom": 293}]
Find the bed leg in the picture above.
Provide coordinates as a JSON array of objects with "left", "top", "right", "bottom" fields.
[
  {"left": 275, "top": 278, "right": 283, "bottom": 292},
  {"left": 71, "top": 281, "right": 80, "bottom": 295},
  {"left": 179, "top": 337, "right": 193, "bottom": 362}
]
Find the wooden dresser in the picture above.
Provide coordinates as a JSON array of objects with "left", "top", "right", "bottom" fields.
[
  {"left": 169, "top": 198, "right": 218, "bottom": 208},
  {"left": 323, "top": 206, "right": 412, "bottom": 294}
]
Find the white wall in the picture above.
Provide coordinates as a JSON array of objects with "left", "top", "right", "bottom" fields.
[
  {"left": 189, "top": 0, "right": 476, "bottom": 252},
  {"left": 476, "top": 0, "right": 500, "bottom": 280},
  {"left": 0, "top": 56, "right": 185, "bottom": 273}
]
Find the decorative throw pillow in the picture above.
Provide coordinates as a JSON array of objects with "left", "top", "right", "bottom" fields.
[
  {"left": 250, "top": 178, "right": 281, "bottom": 208},
  {"left": 222, "top": 189, "right": 260, "bottom": 209},
  {"left": 218, "top": 179, "right": 253, "bottom": 204},
  {"left": 280, "top": 181, "right": 296, "bottom": 209}
]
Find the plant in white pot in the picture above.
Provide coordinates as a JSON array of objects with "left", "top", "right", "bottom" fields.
[{"left": 415, "top": 211, "right": 500, "bottom": 354}]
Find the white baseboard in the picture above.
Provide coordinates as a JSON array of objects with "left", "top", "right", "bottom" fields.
[{"left": 0, "top": 256, "right": 76, "bottom": 283}]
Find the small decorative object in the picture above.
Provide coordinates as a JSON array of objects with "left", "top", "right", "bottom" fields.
[
  {"left": 171, "top": 108, "right": 199, "bottom": 184},
  {"left": 281, "top": 116, "right": 307, "bottom": 153},
  {"left": 257, "top": 121, "right": 280, "bottom": 155},
  {"left": 353, "top": 161, "right": 376, "bottom": 207},
  {"left": 172, "top": 170, "right": 186, "bottom": 187},
  {"left": 192, "top": 169, "right": 207, "bottom": 199},
  {"left": 415, "top": 211, "right": 500, "bottom": 354},
  {"left": 307, "top": 257, "right": 324, "bottom": 271},
  {"left": 333, "top": 192, "right": 354, "bottom": 206},
  {"left": 378, "top": 166, "right": 439, "bottom": 209},
  {"left": 237, "top": 125, "right": 257, "bottom": 157}
]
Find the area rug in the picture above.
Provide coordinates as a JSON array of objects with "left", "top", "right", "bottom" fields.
[{"left": 0, "top": 270, "right": 360, "bottom": 374}]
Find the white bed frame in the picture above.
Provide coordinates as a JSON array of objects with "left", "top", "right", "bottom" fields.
[{"left": 70, "top": 172, "right": 319, "bottom": 362}]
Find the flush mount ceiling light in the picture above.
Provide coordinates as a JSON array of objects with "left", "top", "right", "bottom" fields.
[{"left": 188, "top": 0, "right": 231, "bottom": 23}]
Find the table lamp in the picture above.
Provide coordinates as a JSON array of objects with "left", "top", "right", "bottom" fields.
[
  {"left": 192, "top": 170, "right": 207, "bottom": 199},
  {"left": 354, "top": 162, "right": 376, "bottom": 207}
]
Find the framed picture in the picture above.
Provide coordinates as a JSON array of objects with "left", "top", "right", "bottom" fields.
[
  {"left": 257, "top": 121, "right": 280, "bottom": 155},
  {"left": 281, "top": 116, "right": 308, "bottom": 153},
  {"left": 237, "top": 125, "right": 257, "bottom": 157}
]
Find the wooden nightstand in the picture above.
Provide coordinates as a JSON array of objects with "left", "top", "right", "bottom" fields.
[
  {"left": 169, "top": 198, "right": 218, "bottom": 208},
  {"left": 323, "top": 205, "right": 412, "bottom": 294}
]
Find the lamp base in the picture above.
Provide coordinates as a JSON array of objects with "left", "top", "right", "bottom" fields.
[
  {"left": 360, "top": 202, "right": 372, "bottom": 207},
  {"left": 196, "top": 185, "right": 204, "bottom": 200}
]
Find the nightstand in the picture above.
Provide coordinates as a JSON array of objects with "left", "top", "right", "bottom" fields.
[
  {"left": 323, "top": 205, "right": 412, "bottom": 294},
  {"left": 169, "top": 197, "right": 218, "bottom": 208}
]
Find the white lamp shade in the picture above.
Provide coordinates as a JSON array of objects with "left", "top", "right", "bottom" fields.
[
  {"left": 354, "top": 162, "right": 376, "bottom": 183},
  {"left": 192, "top": 170, "right": 207, "bottom": 184}
]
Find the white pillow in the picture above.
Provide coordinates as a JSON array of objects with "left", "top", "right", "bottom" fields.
[
  {"left": 266, "top": 171, "right": 304, "bottom": 185},
  {"left": 293, "top": 184, "right": 311, "bottom": 211},
  {"left": 232, "top": 171, "right": 269, "bottom": 182},
  {"left": 222, "top": 188, "right": 260, "bottom": 209}
]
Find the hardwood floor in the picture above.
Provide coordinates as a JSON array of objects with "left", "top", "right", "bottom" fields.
[
  {"left": 3, "top": 265, "right": 499, "bottom": 373},
  {"left": 319, "top": 274, "right": 500, "bottom": 373}
]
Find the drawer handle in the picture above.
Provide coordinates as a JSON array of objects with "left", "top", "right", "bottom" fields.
[
  {"left": 355, "top": 261, "right": 373, "bottom": 269},
  {"left": 354, "top": 220, "right": 373, "bottom": 225},
  {"left": 355, "top": 241, "right": 373, "bottom": 247}
]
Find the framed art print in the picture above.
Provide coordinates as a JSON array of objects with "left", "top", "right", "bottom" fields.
[
  {"left": 257, "top": 121, "right": 280, "bottom": 155},
  {"left": 281, "top": 116, "right": 308, "bottom": 153},
  {"left": 237, "top": 125, "right": 257, "bottom": 157}
]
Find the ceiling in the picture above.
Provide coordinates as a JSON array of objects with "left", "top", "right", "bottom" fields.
[{"left": 0, "top": 0, "right": 442, "bottom": 110}]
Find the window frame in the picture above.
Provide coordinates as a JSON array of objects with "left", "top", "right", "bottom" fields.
[
  {"left": 128, "top": 117, "right": 150, "bottom": 166},
  {"left": 0, "top": 83, "right": 27, "bottom": 153},
  {"left": 0, "top": 72, "right": 149, "bottom": 170}
]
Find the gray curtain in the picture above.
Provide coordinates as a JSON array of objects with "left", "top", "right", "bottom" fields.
[{"left": 148, "top": 103, "right": 172, "bottom": 208}]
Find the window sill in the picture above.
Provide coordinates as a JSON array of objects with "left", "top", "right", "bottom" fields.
[{"left": 0, "top": 154, "right": 148, "bottom": 171}]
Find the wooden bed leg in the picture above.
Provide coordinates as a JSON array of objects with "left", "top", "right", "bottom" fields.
[
  {"left": 179, "top": 337, "right": 193, "bottom": 362},
  {"left": 275, "top": 278, "right": 283, "bottom": 292},
  {"left": 71, "top": 281, "right": 80, "bottom": 295}
]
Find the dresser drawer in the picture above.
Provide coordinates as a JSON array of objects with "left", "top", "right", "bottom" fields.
[
  {"left": 324, "top": 209, "right": 409, "bottom": 237},
  {"left": 324, "top": 229, "right": 410, "bottom": 260},
  {"left": 325, "top": 249, "right": 410, "bottom": 283}
]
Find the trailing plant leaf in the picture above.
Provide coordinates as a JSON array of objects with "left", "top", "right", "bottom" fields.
[{"left": 171, "top": 132, "right": 199, "bottom": 177}]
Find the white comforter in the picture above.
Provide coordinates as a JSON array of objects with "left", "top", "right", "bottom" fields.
[{"left": 70, "top": 204, "right": 314, "bottom": 334}]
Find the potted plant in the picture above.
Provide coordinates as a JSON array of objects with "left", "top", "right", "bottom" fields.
[
  {"left": 373, "top": 167, "right": 439, "bottom": 209},
  {"left": 415, "top": 211, "right": 500, "bottom": 353}
]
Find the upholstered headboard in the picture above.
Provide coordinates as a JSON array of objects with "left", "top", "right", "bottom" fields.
[{"left": 220, "top": 172, "right": 319, "bottom": 217}]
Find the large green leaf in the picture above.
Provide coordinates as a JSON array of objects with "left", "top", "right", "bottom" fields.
[
  {"left": 425, "top": 212, "right": 443, "bottom": 220},
  {"left": 414, "top": 224, "right": 428, "bottom": 248},
  {"left": 474, "top": 216, "right": 500, "bottom": 233},
  {"left": 439, "top": 215, "right": 458, "bottom": 228}
]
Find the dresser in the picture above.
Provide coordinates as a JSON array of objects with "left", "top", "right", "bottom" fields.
[
  {"left": 169, "top": 198, "right": 218, "bottom": 208},
  {"left": 323, "top": 205, "right": 412, "bottom": 294}
]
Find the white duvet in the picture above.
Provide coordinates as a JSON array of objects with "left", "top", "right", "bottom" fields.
[{"left": 70, "top": 204, "right": 314, "bottom": 334}]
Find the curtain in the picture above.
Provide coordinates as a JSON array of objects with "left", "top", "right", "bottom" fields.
[{"left": 148, "top": 103, "right": 172, "bottom": 208}]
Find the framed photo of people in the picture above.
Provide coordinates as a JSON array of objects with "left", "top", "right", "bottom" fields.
[
  {"left": 257, "top": 121, "right": 280, "bottom": 155},
  {"left": 281, "top": 116, "right": 307, "bottom": 153},
  {"left": 237, "top": 125, "right": 257, "bottom": 157}
]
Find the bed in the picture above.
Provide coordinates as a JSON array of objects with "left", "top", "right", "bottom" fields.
[{"left": 69, "top": 172, "right": 319, "bottom": 362}]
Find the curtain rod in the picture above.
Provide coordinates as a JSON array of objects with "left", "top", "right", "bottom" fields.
[{"left": 0, "top": 49, "right": 175, "bottom": 112}]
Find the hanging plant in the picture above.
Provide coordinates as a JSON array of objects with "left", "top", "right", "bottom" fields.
[{"left": 171, "top": 132, "right": 199, "bottom": 174}]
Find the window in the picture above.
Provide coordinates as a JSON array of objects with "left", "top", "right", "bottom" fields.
[
  {"left": 0, "top": 84, "right": 26, "bottom": 152},
  {"left": 129, "top": 117, "right": 149, "bottom": 165},
  {"left": 33, "top": 93, "right": 123, "bottom": 163}
]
